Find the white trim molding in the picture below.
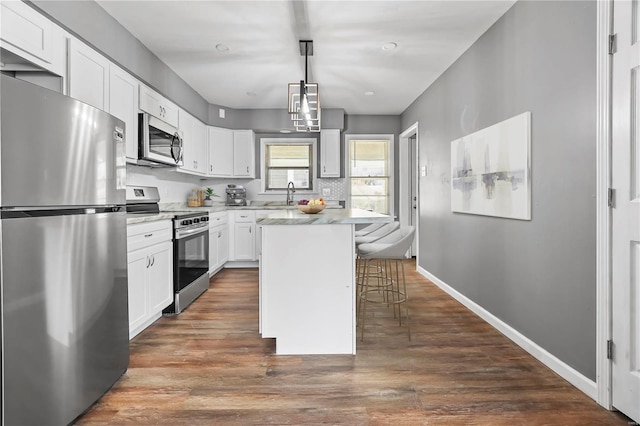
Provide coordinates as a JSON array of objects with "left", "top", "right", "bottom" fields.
[
  {"left": 417, "top": 266, "right": 598, "bottom": 401},
  {"left": 399, "top": 122, "right": 420, "bottom": 260},
  {"left": 595, "top": 0, "right": 612, "bottom": 410},
  {"left": 344, "top": 133, "right": 395, "bottom": 216}
]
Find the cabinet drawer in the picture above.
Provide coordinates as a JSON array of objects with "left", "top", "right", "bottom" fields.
[
  {"left": 127, "top": 220, "right": 172, "bottom": 252},
  {"left": 209, "top": 211, "right": 228, "bottom": 226},
  {"left": 233, "top": 211, "right": 255, "bottom": 223}
]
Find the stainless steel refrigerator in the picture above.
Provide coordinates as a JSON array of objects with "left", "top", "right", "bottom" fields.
[{"left": 0, "top": 74, "right": 129, "bottom": 425}]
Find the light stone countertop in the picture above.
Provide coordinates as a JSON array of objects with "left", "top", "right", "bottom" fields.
[
  {"left": 126, "top": 202, "right": 345, "bottom": 225},
  {"left": 256, "top": 208, "right": 393, "bottom": 225},
  {"left": 126, "top": 212, "right": 175, "bottom": 225}
]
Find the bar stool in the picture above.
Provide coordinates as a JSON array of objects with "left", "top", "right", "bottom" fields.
[
  {"left": 355, "top": 222, "right": 384, "bottom": 237},
  {"left": 356, "top": 226, "right": 415, "bottom": 341},
  {"left": 355, "top": 221, "right": 399, "bottom": 246},
  {"left": 355, "top": 222, "right": 400, "bottom": 299}
]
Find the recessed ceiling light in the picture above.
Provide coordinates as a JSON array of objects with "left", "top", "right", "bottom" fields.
[
  {"left": 246, "top": 91, "right": 257, "bottom": 97},
  {"left": 216, "top": 43, "right": 229, "bottom": 52},
  {"left": 382, "top": 42, "right": 397, "bottom": 51},
  {"left": 280, "top": 129, "right": 292, "bottom": 134},
  {"left": 364, "top": 91, "right": 375, "bottom": 96}
]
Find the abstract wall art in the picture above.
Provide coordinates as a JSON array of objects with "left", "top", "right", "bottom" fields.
[{"left": 451, "top": 111, "right": 531, "bottom": 220}]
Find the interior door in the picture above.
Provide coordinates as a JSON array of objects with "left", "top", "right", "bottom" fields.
[{"left": 611, "top": 0, "right": 640, "bottom": 422}]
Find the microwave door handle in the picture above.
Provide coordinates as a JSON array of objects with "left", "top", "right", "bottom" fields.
[
  {"left": 171, "top": 132, "right": 183, "bottom": 164},
  {"left": 176, "top": 133, "right": 184, "bottom": 162},
  {"left": 170, "top": 133, "right": 180, "bottom": 164}
]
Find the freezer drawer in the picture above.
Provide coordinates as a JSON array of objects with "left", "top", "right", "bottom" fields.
[{"left": 0, "top": 211, "right": 129, "bottom": 425}]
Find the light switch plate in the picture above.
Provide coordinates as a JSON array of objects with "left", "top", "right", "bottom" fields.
[
  {"left": 219, "top": 108, "right": 225, "bottom": 118},
  {"left": 322, "top": 188, "right": 331, "bottom": 196},
  {"left": 421, "top": 165, "right": 427, "bottom": 177}
]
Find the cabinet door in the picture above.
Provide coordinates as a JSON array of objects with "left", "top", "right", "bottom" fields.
[
  {"left": 0, "top": 1, "right": 65, "bottom": 76},
  {"left": 208, "top": 126, "right": 234, "bottom": 176},
  {"left": 219, "top": 225, "right": 229, "bottom": 264},
  {"left": 234, "top": 222, "right": 255, "bottom": 260},
  {"left": 127, "top": 248, "right": 149, "bottom": 338},
  {"left": 179, "top": 111, "right": 206, "bottom": 175},
  {"left": 109, "top": 64, "right": 139, "bottom": 161},
  {"left": 139, "top": 85, "right": 178, "bottom": 127},
  {"left": 147, "top": 241, "right": 173, "bottom": 313},
  {"left": 320, "top": 129, "right": 341, "bottom": 177},
  {"left": 68, "top": 38, "right": 109, "bottom": 110},
  {"left": 209, "top": 227, "right": 219, "bottom": 272},
  {"left": 233, "top": 130, "right": 255, "bottom": 177}
]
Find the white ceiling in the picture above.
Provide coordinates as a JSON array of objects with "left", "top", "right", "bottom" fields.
[{"left": 96, "top": 0, "right": 515, "bottom": 115}]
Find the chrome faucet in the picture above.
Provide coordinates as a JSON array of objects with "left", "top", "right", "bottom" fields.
[{"left": 286, "top": 181, "right": 296, "bottom": 206}]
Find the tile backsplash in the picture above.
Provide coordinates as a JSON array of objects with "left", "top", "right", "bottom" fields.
[{"left": 317, "top": 178, "right": 347, "bottom": 201}]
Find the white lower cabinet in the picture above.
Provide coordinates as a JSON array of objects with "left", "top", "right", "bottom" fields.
[
  {"left": 229, "top": 211, "right": 256, "bottom": 261},
  {"left": 209, "top": 211, "right": 229, "bottom": 274},
  {"left": 127, "top": 220, "right": 173, "bottom": 339}
]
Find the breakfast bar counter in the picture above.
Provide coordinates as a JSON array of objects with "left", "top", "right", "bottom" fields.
[{"left": 257, "top": 208, "right": 392, "bottom": 355}]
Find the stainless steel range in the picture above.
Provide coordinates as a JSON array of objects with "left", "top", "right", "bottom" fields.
[
  {"left": 166, "top": 210, "right": 210, "bottom": 314},
  {"left": 126, "top": 186, "right": 209, "bottom": 314}
]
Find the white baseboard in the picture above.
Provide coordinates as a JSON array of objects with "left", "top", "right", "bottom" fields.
[{"left": 416, "top": 266, "right": 598, "bottom": 401}]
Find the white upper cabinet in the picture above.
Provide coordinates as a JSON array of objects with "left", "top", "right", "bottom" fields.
[
  {"left": 233, "top": 130, "right": 255, "bottom": 178},
  {"left": 109, "top": 64, "right": 139, "bottom": 162},
  {"left": 179, "top": 109, "right": 207, "bottom": 175},
  {"left": 0, "top": 1, "right": 66, "bottom": 76},
  {"left": 139, "top": 84, "right": 179, "bottom": 127},
  {"left": 68, "top": 38, "right": 110, "bottom": 110},
  {"left": 320, "top": 129, "right": 341, "bottom": 177},
  {"left": 208, "top": 126, "right": 234, "bottom": 177}
]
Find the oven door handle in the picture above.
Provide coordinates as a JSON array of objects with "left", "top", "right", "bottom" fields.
[{"left": 175, "top": 226, "right": 208, "bottom": 240}]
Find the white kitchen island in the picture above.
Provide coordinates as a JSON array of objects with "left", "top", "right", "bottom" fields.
[{"left": 257, "top": 208, "right": 392, "bottom": 355}]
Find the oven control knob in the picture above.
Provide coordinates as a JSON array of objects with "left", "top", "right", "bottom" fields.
[
  {"left": 193, "top": 218, "right": 200, "bottom": 224},
  {"left": 182, "top": 219, "right": 192, "bottom": 226},
  {"left": 202, "top": 217, "right": 209, "bottom": 222}
]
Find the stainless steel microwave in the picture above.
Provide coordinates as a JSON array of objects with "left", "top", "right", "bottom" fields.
[{"left": 138, "top": 113, "right": 183, "bottom": 166}]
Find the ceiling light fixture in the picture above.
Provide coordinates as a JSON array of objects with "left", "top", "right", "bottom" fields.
[
  {"left": 288, "top": 40, "right": 320, "bottom": 132},
  {"left": 216, "top": 43, "right": 229, "bottom": 52},
  {"left": 364, "top": 91, "right": 375, "bottom": 96}
]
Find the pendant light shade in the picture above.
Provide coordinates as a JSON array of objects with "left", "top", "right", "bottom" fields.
[{"left": 288, "top": 40, "right": 320, "bottom": 132}]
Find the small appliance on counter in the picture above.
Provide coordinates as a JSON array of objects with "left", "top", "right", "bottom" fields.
[{"left": 226, "top": 184, "right": 247, "bottom": 206}]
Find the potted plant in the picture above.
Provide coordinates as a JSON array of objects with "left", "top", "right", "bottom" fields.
[{"left": 203, "top": 187, "right": 218, "bottom": 206}]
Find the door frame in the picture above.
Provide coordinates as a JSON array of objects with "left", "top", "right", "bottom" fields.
[
  {"left": 399, "top": 122, "right": 419, "bottom": 260},
  {"left": 595, "top": 0, "right": 612, "bottom": 410}
]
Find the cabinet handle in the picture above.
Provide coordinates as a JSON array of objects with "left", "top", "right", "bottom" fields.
[
  {"left": 144, "top": 233, "right": 153, "bottom": 238},
  {"left": 249, "top": 227, "right": 252, "bottom": 234},
  {"left": 146, "top": 256, "right": 151, "bottom": 268},
  {"left": 150, "top": 255, "right": 155, "bottom": 267},
  {"left": 218, "top": 232, "right": 221, "bottom": 238},
  {"left": 323, "top": 166, "right": 326, "bottom": 173},
  {"left": 210, "top": 164, "right": 213, "bottom": 172},
  {"left": 246, "top": 166, "right": 249, "bottom": 173}
]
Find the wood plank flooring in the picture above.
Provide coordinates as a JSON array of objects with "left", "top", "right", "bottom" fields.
[{"left": 76, "top": 261, "right": 629, "bottom": 425}]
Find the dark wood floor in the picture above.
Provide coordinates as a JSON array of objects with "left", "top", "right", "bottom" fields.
[{"left": 76, "top": 261, "right": 629, "bottom": 425}]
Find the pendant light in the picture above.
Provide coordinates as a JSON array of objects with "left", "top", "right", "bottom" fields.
[{"left": 287, "top": 40, "right": 320, "bottom": 132}]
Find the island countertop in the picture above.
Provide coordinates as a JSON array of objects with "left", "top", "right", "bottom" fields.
[{"left": 256, "top": 208, "right": 392, "bottom": 225}]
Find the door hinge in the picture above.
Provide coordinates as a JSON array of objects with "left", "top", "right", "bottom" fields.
[
  {"left": 609, "top": 34, "right": 617, "bottom": 55},
  {"left": 607, "top": 339, "right": 613, "bottom": 360},
  {"left": 608, "top": 188, "right": 615, "bottom": 208}
]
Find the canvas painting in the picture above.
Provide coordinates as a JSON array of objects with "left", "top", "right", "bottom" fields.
[{"left": 451, "top": 111, "right": 531, "bottom": 220}]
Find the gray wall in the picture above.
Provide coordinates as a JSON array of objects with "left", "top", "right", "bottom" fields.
[
  {"left": 400, "top": 0, "right": 597, "bottom": 379},
  {"left": 28, "top": 0, "right": 210, "bottom": 123}
]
